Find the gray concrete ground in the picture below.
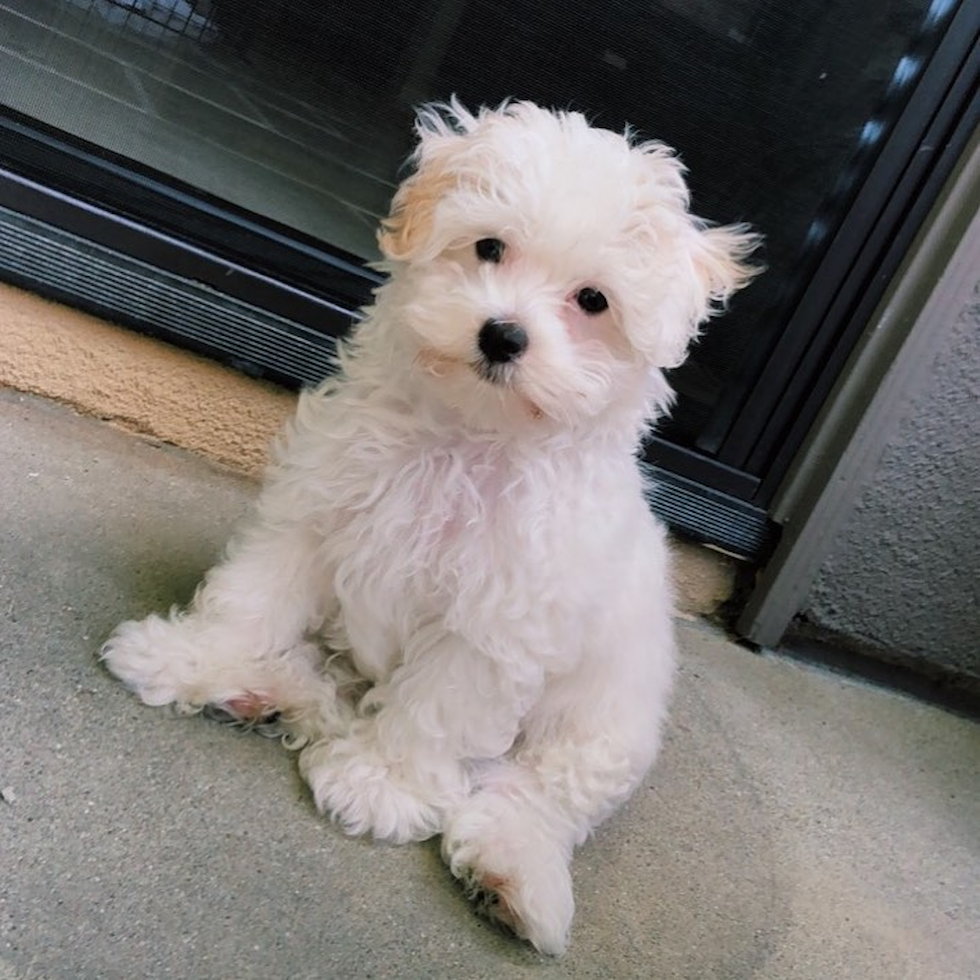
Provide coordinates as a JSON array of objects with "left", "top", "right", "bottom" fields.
[{"left": 2, "top": 387, "right": 978, "bottom": 980}]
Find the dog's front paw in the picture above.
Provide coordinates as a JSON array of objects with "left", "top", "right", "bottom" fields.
[
  {"left": 443, "top": 793, "right": 574, "bottom": 956},
  {"left": 299, "top": 737, "right": 443, "bottom": 844}
]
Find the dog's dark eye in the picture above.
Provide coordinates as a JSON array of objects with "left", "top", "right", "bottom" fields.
[
  {"left": 475, "top": 238, "right": 505, "bottom": 263},
  {"left": 576, "top": 287, "right": 608, "bottom": 315}
]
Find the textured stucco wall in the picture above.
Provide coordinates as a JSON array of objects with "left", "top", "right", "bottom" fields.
[
  {"left": 0, "top": 282, "right": 295, "bottom": 477},
  {"left": 804, "top": 279, "right": 980, "bottom": 680}
]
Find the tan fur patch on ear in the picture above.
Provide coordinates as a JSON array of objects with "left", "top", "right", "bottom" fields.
[{"left": 377, "top": 166, "right": 456, "bottom": 262}]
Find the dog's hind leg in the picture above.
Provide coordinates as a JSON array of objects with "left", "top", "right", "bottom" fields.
[
  {"left": 102, "top": 518, "right": 347, "bottom": 743},
  {"left": 299, "top": 626, "right": 531, "bottom": 843}
]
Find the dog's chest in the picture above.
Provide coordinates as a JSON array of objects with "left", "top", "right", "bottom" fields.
[
  {"left": 328, "top": 441, "right": 570, "bottom": 642},
  {"left": 343, "top": 442, "right": 532, "bottom": 566}
]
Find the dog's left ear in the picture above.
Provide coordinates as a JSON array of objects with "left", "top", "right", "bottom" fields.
[
  {"left": 693, "top": 223, "right": 762, "bottom": 312},
  {"left": 658, "top": 222, "right": 762, "bottom": 369}
]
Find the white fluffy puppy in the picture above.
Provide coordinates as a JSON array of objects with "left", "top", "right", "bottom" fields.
[{"left": 103, "top": 100, "right": 758, "bottom": 954}]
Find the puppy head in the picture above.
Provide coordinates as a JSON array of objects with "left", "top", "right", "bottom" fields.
[{"left": 378, "top": 99, "right": 761, "bottom": 433}]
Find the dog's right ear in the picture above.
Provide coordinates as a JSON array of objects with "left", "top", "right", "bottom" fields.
[
  {"left": 378, "top": 101, "right": 475, "bottom": 262},
  {"left": 377, "top": 161, "right": 454, "bottom": 262}
]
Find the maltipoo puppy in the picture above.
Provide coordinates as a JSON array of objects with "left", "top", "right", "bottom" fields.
[{"left": 103, "top": 99, "right": 759, "bottom": 954}]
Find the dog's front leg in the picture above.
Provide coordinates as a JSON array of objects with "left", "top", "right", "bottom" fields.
[
  {"left": 439, "top": 740, "right": 647, "bottom": 956},
  {"left": 300, "top": 626, "right": 534, "bottom": 844},
  {"left": 440, "top": 663, "right": 670, "bottom": 956}
]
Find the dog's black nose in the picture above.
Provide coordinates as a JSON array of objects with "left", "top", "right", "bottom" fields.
[{"left": 478, "top": 319, "right": 528, "bottom": 364}]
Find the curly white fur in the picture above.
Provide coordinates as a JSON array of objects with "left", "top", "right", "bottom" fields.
[{"left": 102, "top": 99, "right": 759, "bottom": 955}]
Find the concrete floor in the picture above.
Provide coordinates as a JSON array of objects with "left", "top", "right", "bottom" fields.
[{"left": 2, "top": 386, "right": 978, "bottom": 980}]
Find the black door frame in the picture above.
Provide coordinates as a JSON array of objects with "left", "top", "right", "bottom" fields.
[{"left": 0, "top": 0, "right": 976, "bottom": 558}]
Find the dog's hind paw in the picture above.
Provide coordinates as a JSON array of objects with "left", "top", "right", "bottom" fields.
[{"left": 299, "top": 737, "right": 443, "bottom": 844}]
